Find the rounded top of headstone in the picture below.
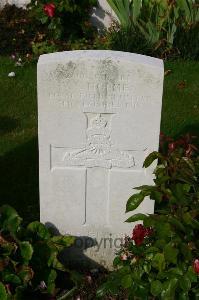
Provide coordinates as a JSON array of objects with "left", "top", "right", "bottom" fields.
[{"left": 38, "top": 50, "right": 163, "bottom": 69}]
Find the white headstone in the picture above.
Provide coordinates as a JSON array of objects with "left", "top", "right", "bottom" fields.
[
  {"left": 91, "top": 0, "right": 117, "bottom": 30},
  {"left": 0, "top": 0, "right": 30, "bottom": 8},
  {"left": 38, "top": 50, "right": 164, "bottom": 268}
]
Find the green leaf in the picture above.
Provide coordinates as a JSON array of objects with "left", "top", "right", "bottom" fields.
[
  {"left": 167, "top": 267, "right": 183, "bottom": 276},
  {"left": 180, "top": 243, "right": 192, "bottom": 260},
  {"left": 18, "top": 265, "right": 34, "bottom": 283},
  {"left": 145, "top": 246, "right": 159, "bottom": 254},
  {"left": 0, "top": 205, "right": 18, "bottom": 220},
  {"left": 134, "top": 283, "right": 148, "bottom": 298},
  {"left": 50, "top": 235, "right": 75, "bottom": 250},
  {"left": 150, "top": 190, "right": 163, "bottom": 203},
  {"left": 121, "top": 274, "right": 132, "bottom": 288},
  {"left": 182, "top": 212, "right": 192, "bottom": 224},
  {"left": 151, "top": 280, "right": 162, "bottom": 296},
  {"left": 191, "top": 219, "right": 199, "bottom": 230},
  {"left": 154, "top": 239, "right": 167, "bottom": 250},
  {"left": 131, "top": 0, "right": 142, "bottom": 22},
  {"left": 168, "top": 216, "right": 186, "bottom": 232},
  {"left": 3, "top": 215, "right": 22, "bottom": 234},
  {"left": 126, "top": 192, "right": 145, "bottom": 212},
  {"left": 40, "top": 15, "right": 48, "bottom": 24},
  {"left": 0, "top": 282, "right": 7, "bottom": 300},
  {"left": 143, "top": 151, "right": 162, "bottom": 168},
  {"left": 173, "top": 183, "right": 187, "bottom": 203},
  {"left": 4, "top": 274, "right": 21, "bottom": 285},
  {"left": 57, "top": 287, "right": 77, "bottom": 300},
  {"left": 27, "top": 221, "right": 51, "bottom": 240},
  {"left": 96, "top": 283, "right": 108, "bottom": 298},
  {"left": 125, "top": 213, "right": 147, "bottom": 223},
  {"left": 164, "top": 243, "right": 179, "bottom": 264},
  {"left": 179, "top": 275, "right": 191, "bottom": 292},
  {"left": 0, "top": 205, "right": 22, "bottom": 234},
  {"left": 134, "top": 185, "right": 154, "bottom": 191},
  {"left": 0, "top": 240, "right": 16, "bottom": 256},
  {"left": 45, "top": 269, "right": 57, "bottom": 295},
  {"left": 178, "top": 292, "right": 189, "bottom": 300},
  {"left": 156, "top": 222, "right": 172, "bottom": 239},
  {"left": 161, "top": 278, "right": 178, "bottom": 299},
  {"left": 20, "top": 242, "right": 33, "bottom": 262},
  {"left": 113, "top": 256, "right": 122, "bottom": 267},
  {"left": 152, "top": 253, "right": 165, "bottom": 272},
  {"left": 48, "top": 252, "right": 65, "bottom": 271},
  {"left": 143, "top": 263, "right": 151, "bottom": 273},
  {"left": 186, "top": 266, "right": 197, "bottom": 283},
  {"left": 183, "top": 184, "right": 191, "bottom": 193},
  {"left": 143, "top": 217, "right": 155, "bottom": 227}
]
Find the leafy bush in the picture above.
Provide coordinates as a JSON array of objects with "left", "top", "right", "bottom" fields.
[
  {"left": 106, "top": 0, "right": 199, "bottom": 59},
  {"left": 97, "top": 134, "right": 199, "bottom": 299},
  {"left": 28, "top": 0, "right": 97, "bottom": 40},
  {"left": 0, "top": 5, "right": 43, "bottom": 55},
  {"left": 174, "top": 23, "right": 199, "bottom": 60},
  {"left": 104, "top": 23, "right": 152, "bottom": 55},
  {"left": 0, "top": 1, "right": 98, "bottom": 56},
  {"left": 0, "top": 205, "right": 77, "bottom": 299},
  {"left": 32, "top": 41, "right": 59, "bottom": 56}
]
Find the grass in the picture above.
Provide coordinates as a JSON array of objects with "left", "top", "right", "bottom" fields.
[
  {"left": 0, "top": 57, "right": 39, "bottom": 222},
  {"left": 0, "top": 56, "right": 199, "bottom": 222},
  {"left": 161, "top": 60, "right": 199, "bottom": 137}
]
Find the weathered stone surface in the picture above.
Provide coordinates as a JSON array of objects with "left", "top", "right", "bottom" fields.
[
  {"left": 0, "top": 0, "right": 30, "bottom": 8},
  {"left": 38, "top": 50, "right": 164, "bottom": 268}
]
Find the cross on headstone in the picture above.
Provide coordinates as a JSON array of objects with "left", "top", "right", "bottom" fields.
[{"left": 52, "top": 113, "right": 139, "bottom": 226}]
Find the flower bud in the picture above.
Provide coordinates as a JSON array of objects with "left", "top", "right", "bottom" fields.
[{"left": 193, "top": 259, "right": 199, "bottom": 273}]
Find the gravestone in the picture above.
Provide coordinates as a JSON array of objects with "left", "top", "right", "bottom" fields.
[
  {"left": 37, "top": 50, "right": 164, "bottom": 268},
  {"left": 0, "top": 0, "right": 30, "bottom": 8},
  {"left": 91, "top": 0, "right": 117, "bottom": 30}
]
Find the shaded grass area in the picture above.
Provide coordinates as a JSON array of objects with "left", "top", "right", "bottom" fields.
[
  {"left": 0, "top": 56, "right": 198, "bottom": 222},
  {"left": 0, "top": 57, "right": 39, "bottom": 223},
  {"left": 161, "top": 60, "right": 199, "bottom": 137}
]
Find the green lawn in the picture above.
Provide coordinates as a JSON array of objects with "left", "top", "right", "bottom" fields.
[{"left": 0, "top": 56, "right": 198, "bottom": 223}]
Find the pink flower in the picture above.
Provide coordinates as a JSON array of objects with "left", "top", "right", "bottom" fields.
[
  {"left": 168, "top": 142, "right": 176, "bottom": 152},
  {"left": 120, "top": 253, "right": 128, "bottom": 261},
  {"left": 193, "top": 259, "right": 199, "bottom": 273},
  {"left": 43, "top": 3, "right": 55, "bottom": 17}
]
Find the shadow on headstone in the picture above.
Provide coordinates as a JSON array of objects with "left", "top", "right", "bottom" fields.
[
  {"left": 0, "top": 137, "right": 39, "bottom": 223},
  {"left": 46, "top": 222, "right": 107, "bottom": 271},
  {"left": 0, "top": 116, "right": 20, "bottom": 135}
]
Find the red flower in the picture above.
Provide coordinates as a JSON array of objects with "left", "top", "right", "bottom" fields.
[
  {"left": 43, "top": 3, "right": 56, "bottom": 17},
  {"left": 193, "top": 259, "right": 199, "bottom": 273},
  {"left": 132, "top": 224, "right": 153, "bottom": 246}
]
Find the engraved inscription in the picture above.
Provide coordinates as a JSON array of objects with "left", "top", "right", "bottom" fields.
[
  {"left": 63, "top": 114, "right": 135, "bottom": 169},
  {"left": 47, "top": 73, "right": 153, "bottom": 112}
]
